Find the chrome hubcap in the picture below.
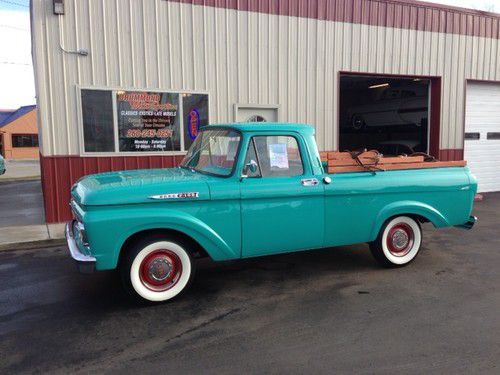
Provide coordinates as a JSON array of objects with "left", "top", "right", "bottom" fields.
[
  {"left": 148, "top": 258, "right": 172, "bottom": 282},
  {"left": 139, "top": 250, "right": 183, "bottom": 292},
  {"left": 392, "top": 229, "right": 409, "bottom": 250},
  {"left": 386, "top": 223, "right": 414, "bottom": 257}
]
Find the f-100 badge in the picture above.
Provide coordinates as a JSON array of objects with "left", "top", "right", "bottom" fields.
[{"left": 148, "top": 192, "right": 199, "bottom": 200}]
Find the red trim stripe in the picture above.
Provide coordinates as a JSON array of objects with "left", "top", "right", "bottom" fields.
[{"left": 167, "top": 0, "right": 500, "bottom": 39}]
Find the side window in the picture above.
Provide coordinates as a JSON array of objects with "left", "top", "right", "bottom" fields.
[{"left": 251, "top": 136, "right": 303, "bottom": 177}]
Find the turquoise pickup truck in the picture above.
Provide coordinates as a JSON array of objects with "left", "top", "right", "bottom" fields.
[{"left": 66, "top": 123, "right": 477, "bottom": 303}]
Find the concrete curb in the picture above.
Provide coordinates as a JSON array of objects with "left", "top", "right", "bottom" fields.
[
  {"left": 0, "top": 239, "right": 66, "bottom": 252},
  {"left": 0, "top": 223, "right": 65, "bottom": 252},
  {"left": 0, "top": 176, "right": 41, "bottom": 183}
]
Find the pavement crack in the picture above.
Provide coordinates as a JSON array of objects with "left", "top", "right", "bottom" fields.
[{"left": 164, "top": 307, "right": 241, "bottom": 345}]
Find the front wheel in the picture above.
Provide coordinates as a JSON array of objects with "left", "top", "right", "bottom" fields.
[
  {"left": 120, "top": 235, "right": 195, "bottom": 303},
  {"left": 369, "top": 216, "right": 422, "bottom": 267}
]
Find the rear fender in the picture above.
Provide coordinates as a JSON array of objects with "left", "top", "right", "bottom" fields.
[{"left": 370, "top": 200, "right": 449, "bottom": 240}]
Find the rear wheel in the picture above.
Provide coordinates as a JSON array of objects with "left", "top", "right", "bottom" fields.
[
  {"left": 369, "top": 216, "right": 422, "bottom": 267},
  {"left": 120, "top": 234, "right": 195, "bottom": 303}
]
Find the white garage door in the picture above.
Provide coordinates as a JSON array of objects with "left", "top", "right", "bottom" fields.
[{"left": 464, "top": 82, "right": 500, "bottom": 193}]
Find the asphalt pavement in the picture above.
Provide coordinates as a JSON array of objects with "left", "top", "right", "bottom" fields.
[
  {"left": 0, "top": 194, "right": 499, "bottom": 374},
  {"left": 0, "top": 179, "right": 45, "bottom": 227}
]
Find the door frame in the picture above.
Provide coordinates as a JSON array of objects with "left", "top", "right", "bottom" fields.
[{"left": 234, "top": 103, "right": 280, "bottom": 123}]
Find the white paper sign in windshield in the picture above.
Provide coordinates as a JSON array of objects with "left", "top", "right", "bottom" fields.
[{"left": 268, "top": 143, "right": 289, "bottom": 169}]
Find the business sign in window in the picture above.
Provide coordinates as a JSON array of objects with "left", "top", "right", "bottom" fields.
[
  {"left": 79, "top": 88, "right": 209, "bottom": 154},
  {"left": 117, "top": 91, "right": 181, "bottom": 152},
  {"left": 182, "top": 93, "right": 209, "bottom": 150}
]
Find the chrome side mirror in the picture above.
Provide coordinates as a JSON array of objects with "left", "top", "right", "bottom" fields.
[{"left": 243, "top": 159, "right": 258, "bottom": 176}]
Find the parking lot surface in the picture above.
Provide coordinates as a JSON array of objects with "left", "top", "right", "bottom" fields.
[
  {"left": 0, "top": 180, "right": 44, "bottom": 227},
  {"left": 0, "top": 194, "right": 498, "bottom": 374}
]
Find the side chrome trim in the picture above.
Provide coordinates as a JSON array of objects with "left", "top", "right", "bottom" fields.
[
  {"left": 65, "top": 220, "right": 96, "bottom": 273},
  {"left": 148, "top": 192, "right": 199, "bottom": 200}
]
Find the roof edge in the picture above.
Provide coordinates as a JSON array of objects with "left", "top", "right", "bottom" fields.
[{"left": 168, "top": 0, "right": 500, "bottom": 40}]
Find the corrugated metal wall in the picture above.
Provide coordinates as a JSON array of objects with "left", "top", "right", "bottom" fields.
[{"left": 31, "top": 0, "right": 500, "bottom": 155}]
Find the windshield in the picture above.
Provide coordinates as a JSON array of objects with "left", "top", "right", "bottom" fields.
[{"left": 180, "top": 129, "right": 241, "bottom": 176}]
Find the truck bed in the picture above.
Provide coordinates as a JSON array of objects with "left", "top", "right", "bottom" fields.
[{"left": 320, "top": 151, "right": 466, "bottom": 174}]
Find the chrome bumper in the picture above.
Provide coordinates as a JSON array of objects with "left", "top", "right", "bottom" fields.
[
  {"left": 65, "top": 220, "right": 96, "bottom": 273},
  {"left": 455, "top": 215, "right": 477, "bottom": 230}
]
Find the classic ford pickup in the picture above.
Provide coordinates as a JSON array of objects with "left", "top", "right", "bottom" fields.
[{"left": 66, "top": 123, "right": 477, "bottom": 303}]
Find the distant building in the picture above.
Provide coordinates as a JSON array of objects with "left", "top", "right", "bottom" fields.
[{"left": 0, "top": 105, "right": 39, "bottom": 159}]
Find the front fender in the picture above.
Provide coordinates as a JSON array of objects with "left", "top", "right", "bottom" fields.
[
  {"left": 85, "top": 208, "right": 238, "bottom": 270},
  {"left": 370, "top": 200, "right": 449, "bottom": 240}
]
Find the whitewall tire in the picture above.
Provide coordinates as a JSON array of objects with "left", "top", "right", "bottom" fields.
[
  {"left": 369, "top": 216, "right": 422, "bottom": 267},
  {"left": 120, "top": 235, "right": 195, "bottom": 303}
]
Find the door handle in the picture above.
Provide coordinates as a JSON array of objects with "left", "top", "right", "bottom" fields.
[{"left": 301, "top": 178, "right": 319, "bottom": 186}]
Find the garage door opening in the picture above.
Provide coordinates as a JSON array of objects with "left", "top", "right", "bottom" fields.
[{"left": 339, "top": 74, "right": 430, "bottom": 156}]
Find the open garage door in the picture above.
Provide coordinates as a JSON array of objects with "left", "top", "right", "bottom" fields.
[
  {"left": 465, "top": 82, "right": 500, "bottom": 193},
  {"left": 339, "top": 75, "right": 430, "bottom": 156}
]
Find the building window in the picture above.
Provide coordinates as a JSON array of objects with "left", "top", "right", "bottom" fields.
[
  {"left": 81, "top": 90, "right": 115, "bottom": 152},
  {"left": 12, "top": 134, "right": 39, "bottom": 148},
  {"left": 79, "top": 88, "right": 209, "bottom": 155},
  {"left": 183, "top": 93, "right": 209, "bottom": 150}
]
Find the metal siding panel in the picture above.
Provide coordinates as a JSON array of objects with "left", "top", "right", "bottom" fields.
[
  {"left": 455, "top": 35, "right": 467, "bottom": 150},
  {"left": 375, "top": 24, "right": 384, "bottom": 72},
  {"left": 31, "top": 0, "right": 49, "bottom": 155},
  {"left": 365, "top": 21, "right": 375, "bottom": 72},
  {"left": 221, "top": 7, "right": 232, "bottom": 121},
  {"left": 258, "top": 12, "right": 269, "bottom": 104},
  {"left": 399, "top": 27, "right": 409, "bottom": 74},
  {"left": 104, "top": 1, "right": 119, "bottom": 86},
  {"left": 287, "top": 16, "right": 298, "bottom": 121},
  {"left": 29, "top": 2, "right": 499, "bottom": 164},
  {"left": 306, "top": 18, "right": 317, "bottom": 125},
  {"left": 268, "top": 12, "right": 279, "bottom": 105},
  {"left": 116, "top": 0, "right": 133, "bottom": 85},
  {"left": 351, "top": 22, "right": 361, "bottom": 72},
  {"left": 143, "top": 0, "right": 159, "bottom": 87},
  {"left": 248, "top": 11, "right": 259, "bottom": 104}
]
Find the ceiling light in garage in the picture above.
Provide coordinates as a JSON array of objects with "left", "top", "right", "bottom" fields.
[{"left": 368, "top": 83, "right": 389, "bottom": 89}]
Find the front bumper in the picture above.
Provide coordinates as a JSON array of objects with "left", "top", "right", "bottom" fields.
[
  {"left": 455, "top": 215, "right": 477, "bottom": 230},
  {"left": 65, "top": 220, "right": 96, "bottom": 273}
]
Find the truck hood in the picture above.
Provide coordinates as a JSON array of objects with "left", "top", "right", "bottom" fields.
[{"left": 71, "top": 168, "right": 212, "bottom": 206}]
